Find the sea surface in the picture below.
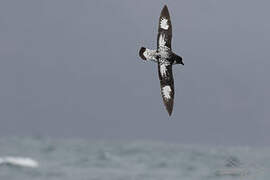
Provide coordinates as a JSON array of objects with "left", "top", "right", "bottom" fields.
[{"left": 0, "top": 137, "right": 270, "bottom": 180}]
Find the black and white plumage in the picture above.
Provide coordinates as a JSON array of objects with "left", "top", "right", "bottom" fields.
[{"left": 139, "top": 5, "right": 184, "bottom": 116}]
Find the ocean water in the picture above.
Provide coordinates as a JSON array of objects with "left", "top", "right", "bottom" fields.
[{"left": 0, "top": 137, "right": 270, "bottom": 180}]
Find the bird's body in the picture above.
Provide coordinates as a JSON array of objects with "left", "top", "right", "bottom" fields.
[{"left": 139, "top": 5, "right": 184, "bottom": 116}]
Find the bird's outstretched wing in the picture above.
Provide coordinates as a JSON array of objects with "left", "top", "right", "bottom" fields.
[
  {"left": 157, "top": 5, "right": 172, "bottom": 50},
  {"left": 158, "top": 60, "right": 174, "bottom": 116}
]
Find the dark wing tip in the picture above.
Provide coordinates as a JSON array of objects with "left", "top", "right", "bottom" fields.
[
  {"left": 161, "top": 5, "right": 170, "bottom": 18},
  {"left": 139, "top": 47, "right": 146, "bottom": 60},
  {"left": 166, "top": 102, "right": 173, "bottom": 116},
  {"left": 161, "top": 87, "right": 174, "bottom": 116},
  {"left": 163, "top": 5, "right": 168, "bottom": 11}
]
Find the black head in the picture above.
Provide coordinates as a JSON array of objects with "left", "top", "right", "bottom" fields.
[{"left": 139, "top": 47, "right": 147, "bottom": 60}]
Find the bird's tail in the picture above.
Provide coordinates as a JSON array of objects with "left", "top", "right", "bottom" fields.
[{"left": 171, "top": 53, "right": 184, "bottom": 65}]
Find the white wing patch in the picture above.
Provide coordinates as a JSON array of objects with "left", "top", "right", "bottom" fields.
[
  {"left": 160, "top": 64, "right": 167, "bottom": 77},
  {"left": 160, "top": 18, "right": 169, "bottom": 30},
  {"left": 162, "top": 86, "right": 172, "bottom": 100},
  {"left": 159, "top": 34, "right": 166, "bottom": 47},
  {"left": 158, "top": 34, "right": 170, "bottom": 57}
]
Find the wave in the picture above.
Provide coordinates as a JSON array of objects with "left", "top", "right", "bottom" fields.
[
  {"left": 0, "top": 157, "right": 39, "bottom": 168},
  {"left": 215, "top": 168, "right": 249, "bottom": 177}
]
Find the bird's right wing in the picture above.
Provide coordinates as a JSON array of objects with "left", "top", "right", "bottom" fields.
[{"left": 157, "top": 5, "right": 172, "bottom": 50}]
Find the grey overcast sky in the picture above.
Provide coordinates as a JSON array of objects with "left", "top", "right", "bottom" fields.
[{"left": 0, "top": 0, "right": 270, "bottom": 146}]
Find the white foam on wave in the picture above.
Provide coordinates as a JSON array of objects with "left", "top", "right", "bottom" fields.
[{"left": 0, "top": 157, "right": 39, "bottom": 168}]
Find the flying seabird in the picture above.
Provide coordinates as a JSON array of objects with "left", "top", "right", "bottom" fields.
[{"left": 139, "top": 5, "right": 184, "bottom": 116}]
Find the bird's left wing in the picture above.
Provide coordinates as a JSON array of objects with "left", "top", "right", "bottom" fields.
[{"left": 158, "top": 61, "right": 174, "bottom": 116}]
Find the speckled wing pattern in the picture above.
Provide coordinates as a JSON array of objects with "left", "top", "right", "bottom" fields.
[
  {"left": 157, "top": 5, "right": 174, "bottom": 116},
  {"left": 138, "top": 5, "right": 183, "bottom": 116},
  {"left": 158, "top": 62, "right": 174, "bottom": 116},
  {"left": 157, "top": 5, "right": 172, "bottom": 50}
]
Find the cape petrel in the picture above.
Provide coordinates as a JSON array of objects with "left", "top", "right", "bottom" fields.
[{"left": 139, "top": 5, "right": 184, "bottom": 116}]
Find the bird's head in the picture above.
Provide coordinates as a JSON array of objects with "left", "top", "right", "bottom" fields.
[{"left": 139, "top": 47, "right": 147, "bottom": 60}]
